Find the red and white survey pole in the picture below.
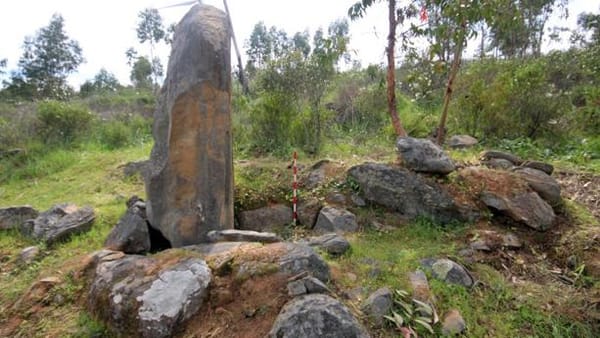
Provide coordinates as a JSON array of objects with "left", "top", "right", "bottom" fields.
[{"left": 292, "top": 151, "right": 298, "bottom": 226}]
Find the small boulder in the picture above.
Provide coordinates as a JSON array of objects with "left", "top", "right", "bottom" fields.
[
  {"left": 121, "top": 160, "right": 148, "bottom": 178},
  {"left": 396, "top": 137, "right": 456, "bottom": 175},
  {"left": 297, "top": 199, "right": 322, "bottom": 228},
  {"left": 206, "top": 229, "right": 281, "bottom": 243},
  {"left": 21, "top": 204, "right": 95, "bottom": 245},
  {"left": 481, "top": 191, "right": 555, "bottom": 231},
  {"left": 521, "top": 160, "right": 554, "bottom": 175},
  {"left": 409, "top": 270, "right": 433, "bottom": 303},
  {"left": 313, "top": 206, "right": 358, "bottom": 234},
  {"left": 0, "top": 206, "right": 39, "bottom": 230},
  {"left": 480, "top": 150, "right": 523, "bottom": 165},
  {"left": 442, "top": 309, "right": 467, "bottom": 335},
  {"left": 287, "top": 276, "right": 330, "bottom": 297},
  {"left": 104, "top": 204, "right": 151, "bottom": 254},
  {"left": 448, "top": 135, "right": 478, "bottom": 149},
  {"left": 421, "top": 258, "right": 474, "bottom": 288},
  {"left": 305, "top": 233, "right": 350, "bottom": 256},
  {"left": 88, "top": 253, "right": 212, "bottom": 338},
  {"left": 238, "top": 204, "right": 293, "bottom": 232},
  {"left": 268, "top": 294, "right": 370, "bottom": 338},
  {"left": 326, "top": 192, "right": 347, "bottom": 205},
  {"left": 362, "top": 287, "right": 393, "bottom": 325},
  {"left": 514, "top": 167, "right": 561, "bottom": 207},
  {"left": 18, "top": 246, "right": 41, "bottom": 264},
  {"left": 302, "top": 159, "right": 341, "bottom": 189}
]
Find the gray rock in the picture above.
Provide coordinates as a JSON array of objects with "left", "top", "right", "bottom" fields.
[
  {"left": 137, "top": 260, "right": 211, "bottom": 338},
  {"left": 347, "top": 163, "right": 476, "bottom": 224},
  {"left": 21, "top": 204, "right": 95, "bottom": 245},
  {"left": 297, "top": 199, "right": 322, "bottom": 228},
  {"left": 314, "top": 206, "right": 358, "bottom": 234},
  {"left": 396, "top": 137, "right": 456, "bottom": 175},
  {"left": 480, "top": 150, "right": 523, "bottom": 165},
  {"left": 287, "top": 279, "right": 308, "bottom": 296},
  {"left": 481, "top": 191, "right": 555, "bottom": 231},
  {"left": 521, "top": 160, "right": 554, "bottom": 175},
  {"left": 303, "top": 276, "right": 330, "bottom": 294},
  {"left": 238, "top": 204, "right": 293, "bottom": 232},
  {"left": 278, "top": 243, "right": 331, "bottom": 283},
  {"left": 268, "top": 294, "right": 370, "bottom": 338},
  {"left": 144, "top": 4, "right": 234, "bottom": 247},
  {"left": 0, "top": 148, "right": 23, "bottom": 159},
  {"left": 0, "top": 206, "right": 38, "bottom": 230},
  {"left": 362, "top": 287, "right": 393, "bottom": 325},
  {"left": 121, "top": 160, "right": 148, "bottom": 178},
  {"left": 470, "top": 240, "right": 492, "bottom": 251},
  {"left": 206, "top": 229, "right": 281, "bottom": 243},
  {"left": 303, "top": 160, "right": 332, "bottom": 189},
  {"left": 306, "top": 233, "right": 350, "bottom": 256},
  {"left": 326, "top": 192, "right": 347, "bottom": 205},
  {"left": 483, "top": 158, "right": 515, "bottom": 170},
  {"left": 448, "top": 135, "right": 478, "bottom": 149},
  {"left": 421, "top": 258, "right": 474, "bottom": 288},
  {"left": 88, "top": 253, "right": 211, "bottom": 338},
  {"left": 287, "top": 275, "right": 330, "bottom": 296},
  {"left": 442, "top": 309, "right": 466, "bottom": 335},
  {"left": 350, "top": 194, "right": 366, "bottom": 207},
  {"left": 514, "top": 167, "right": 561, "bottom": 207},
  {"left": 104, "top": 206, "right": 150, "bottom": 254},
  {"left": 18, "top": 246, "right": 40, "bottom": 264}
]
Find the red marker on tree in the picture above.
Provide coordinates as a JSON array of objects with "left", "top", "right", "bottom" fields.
[{"left": 420, "top": 7, "right": 428, "bottom": 22}]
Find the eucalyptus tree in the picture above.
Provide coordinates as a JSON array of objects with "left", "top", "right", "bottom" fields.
[
  {"left": 16, "top": 14, "right": 84, "bottom": 100},
  {"left": 136, "top": 8, "right": 166, "bottom": 89},
  {"left": 349, "top": 0, "right": 413, "bottom": 137}
]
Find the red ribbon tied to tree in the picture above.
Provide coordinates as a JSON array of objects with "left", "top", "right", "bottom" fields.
[{"left": 420, "top": 6, "right": 428, "bottom": 22}]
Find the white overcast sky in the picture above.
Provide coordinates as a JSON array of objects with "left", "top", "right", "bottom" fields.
[{"left": 0, "top": 0, "right": 597, "bottom": 87}]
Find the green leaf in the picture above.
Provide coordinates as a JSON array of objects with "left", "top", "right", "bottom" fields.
[{"left": 414, "top": 318, "right": 435, "bottom": 333}]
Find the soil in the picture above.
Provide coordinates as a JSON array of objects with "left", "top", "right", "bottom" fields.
[
  {"left": 555, "top": 170, "right": 600, "bottom": 220},
  {"left": 179, "top": 273, "right": 290, "bottom": 338}
]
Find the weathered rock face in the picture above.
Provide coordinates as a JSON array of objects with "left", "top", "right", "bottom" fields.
[
  {"left": 313, "top": 206, "right": 358, "bottom": 234},
  {"left": 480, "top": 150, "right": 523, "bottom": 166},
  {"left": 297, "top": 199, "right": 323, "bottom": 228},
  {"left": 268, "top": 294, "right": 370, "bottom": 338},
  {"left": 21, "top": 204, "right": 95, "bottom": 245},
  {"left": 87, "top": 251, "right": 212, "bottom": 338},
  {"left": 514, "top": 167, "right": 561, "bottom": 207},
  {"left": 237, "top": 204, "right": 293, "bottom": 232},
  {"left": 145, "top": 4, "right": 233, "bottom": 247},
  {"left": 459, "top": 167, "right": 556, "bottom": 231},
  {"left": 396, "top": 137, "right": 456, "bottom": 175},
  {"left": 0, "top": 206, "right": 38, "bottom": 230},
  {"left": 104, "top": 201, "right": 150, "bottom": 254},
  {"left": 348, "top": 163, "right": 476, "bottom": 224}
]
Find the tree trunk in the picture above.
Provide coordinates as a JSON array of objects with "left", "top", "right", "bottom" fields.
[
  {"left": 386, "top": 0, "right": 407, "bottom": 137},
  {"left": 436, "top": 4, "right": 467, "bottom": 145},
  {"left": 436, "top": 17, "right": 466, "bottom": 145}
]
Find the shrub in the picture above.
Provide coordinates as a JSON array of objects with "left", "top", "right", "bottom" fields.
[{"left": 37, "top": 100, "right": 93, "bottom": 145}]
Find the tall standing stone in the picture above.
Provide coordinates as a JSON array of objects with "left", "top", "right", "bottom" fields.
[{"left": 145, "top": 4, "right": 233, "bottom": 247}]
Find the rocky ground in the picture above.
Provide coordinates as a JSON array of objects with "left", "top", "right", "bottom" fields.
[{"left": 0, "top": 137, "right": 599, "bottom": 337}]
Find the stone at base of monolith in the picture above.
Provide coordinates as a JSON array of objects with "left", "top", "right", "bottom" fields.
[{"left": 145, "top": 4, "right": 233, "bottom": 247}]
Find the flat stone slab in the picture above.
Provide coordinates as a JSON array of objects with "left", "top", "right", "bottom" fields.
[{"left": 206, "top": 229, "right": 281, "bottom": 243}]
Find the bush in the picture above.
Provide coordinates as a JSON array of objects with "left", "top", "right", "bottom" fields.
[
  {"left": 247, "top": 93, "right": 294, "bottom": 155},
  {"left": 37, "top": 100, "right": 93, "bottom": 145},
  {"left": 98, "top": 121, "right": 130, "bottom": 149}
]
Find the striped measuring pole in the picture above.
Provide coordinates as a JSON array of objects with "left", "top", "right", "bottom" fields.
[{"left": 292, "top": 151, "right": 298, "bottom": 226}]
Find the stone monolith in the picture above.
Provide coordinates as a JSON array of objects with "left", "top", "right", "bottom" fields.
[{"left": 145, "top": 4, "right": 233, "bottom": 247}]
